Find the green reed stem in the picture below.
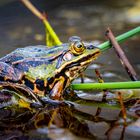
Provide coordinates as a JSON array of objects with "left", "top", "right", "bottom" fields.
[
  {"left": 71, "top": 81, "right": 140, "bottom": 90},
  {"left": 97, "top": 26, "right": 140, "bottom": 51}
]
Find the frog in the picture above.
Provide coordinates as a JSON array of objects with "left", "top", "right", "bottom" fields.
[{"left": 0, "top": 36, "right": 100, "bottom": 106}]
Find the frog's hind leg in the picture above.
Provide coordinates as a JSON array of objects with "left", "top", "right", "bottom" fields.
[
  {"left": 0, "top": 81, "right": 43, "bottom": 109},
  {"left": 0, "top": 62, "right": 23, "bottom": 82}
]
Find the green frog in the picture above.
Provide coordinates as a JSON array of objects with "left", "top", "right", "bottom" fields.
[{"left": 0, "top": 36, "right": 100, "bottom": 107}]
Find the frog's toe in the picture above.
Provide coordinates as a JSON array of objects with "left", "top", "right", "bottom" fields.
[
  {"left": 30, "top": 102, "right": 43, "bottom": 109},
  {"left": 40, "top": 96, "right": 66, "bottom": 107}
]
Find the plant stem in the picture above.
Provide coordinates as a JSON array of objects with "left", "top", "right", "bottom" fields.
[
  {"left": 43, "top": 20, "right": 62, "bottom": 46},
  {"left": 21, "top": 0, "right": 44, "bottom": 20},
  {"left": 71, "top": 81, "right": 140, "bottom": 90},
  {"left": 97, "top": 26, "right": 140, "bottom": 51},
  {"left": 118, "top": 92, "right": 127, "bottom": 126},
  {"left": 21, "top": 0, "right": 62, "bottom": 46}
]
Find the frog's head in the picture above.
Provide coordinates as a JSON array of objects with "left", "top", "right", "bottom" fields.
[
  {"left": 47, "top": 36, "right": 100, "bottom": 99},
  {"left": 55, "top": 36, "right": 100, "bottom": 82}
]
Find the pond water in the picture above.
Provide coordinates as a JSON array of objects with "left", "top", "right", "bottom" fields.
[{"left": 0, "top": 0, "right": 140, "bottom": 139}]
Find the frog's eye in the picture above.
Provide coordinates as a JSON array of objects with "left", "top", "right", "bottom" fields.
[{"left": 70, "top": 41, "right": 85, "bottom": 55}]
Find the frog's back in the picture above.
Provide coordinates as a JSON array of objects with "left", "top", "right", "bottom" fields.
[{"left": 0, "top": 45, "right": 64, "bottom": 64}]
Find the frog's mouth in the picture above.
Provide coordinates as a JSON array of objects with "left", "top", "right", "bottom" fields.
[{"left": 56, "top": 48, "right": 100, "bottom": 81}]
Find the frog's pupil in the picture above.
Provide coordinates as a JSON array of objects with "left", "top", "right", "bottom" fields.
[{"left": 77, "top": 44, "right": 83, "bottom": 48}]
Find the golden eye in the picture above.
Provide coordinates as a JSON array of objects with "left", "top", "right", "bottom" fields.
[{"left": 70, "top": 41, "right": 85, "bottom": 55}]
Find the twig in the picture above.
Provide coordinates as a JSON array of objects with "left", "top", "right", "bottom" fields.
[
  {"left": 106, "top": 28, "right": 138, "bottom": 81},
  {"left": 95, "top": 69, "right": 107, "bottom": 101},
  {"left": 80, "top": 73, "right": 84, "bottom": 83},
  {"left": 118, "top": 92, "right": 127, "bottom": 126},
  {"left": 21, "top": 0, "right": 44, "bottom": 20}
]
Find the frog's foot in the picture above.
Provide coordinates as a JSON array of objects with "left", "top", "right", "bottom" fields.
[
  {"left": 49, "top": 76, "right": 65, "bottom": 100},
  {"left": 0, "top": 81, "right": 42, "bottom": 108},
  {"left": 63, "top": 88, "right": 81, "bottom": 101},
  {"left": 40, "top": 96, "right": 67, "bottom": 107},
  {"left": 0, "top": 62, "right": 23, "bottom": 81}
]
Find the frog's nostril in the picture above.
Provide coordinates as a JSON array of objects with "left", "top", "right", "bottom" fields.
[{"left": 87, "top": 45, "right": 95, "bottom": 49}]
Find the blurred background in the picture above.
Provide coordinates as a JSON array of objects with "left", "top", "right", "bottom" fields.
[{"left": 0, "top": 0, "right": 140, "bottom": 81}]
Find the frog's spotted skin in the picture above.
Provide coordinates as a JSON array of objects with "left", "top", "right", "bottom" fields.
[
  {"left": 0, "top": 37, "right": 100, "bottom": 100},
  {"left": 0, "top": 45, "right": 64, "bottom": 63}
]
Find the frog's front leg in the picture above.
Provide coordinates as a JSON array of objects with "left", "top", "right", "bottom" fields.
[
  {"left": 0, "top": 62, "right": 23, "bottom": 81},
  {"left": 49, "top": 76, "right": 66, "bottom": 100}
]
